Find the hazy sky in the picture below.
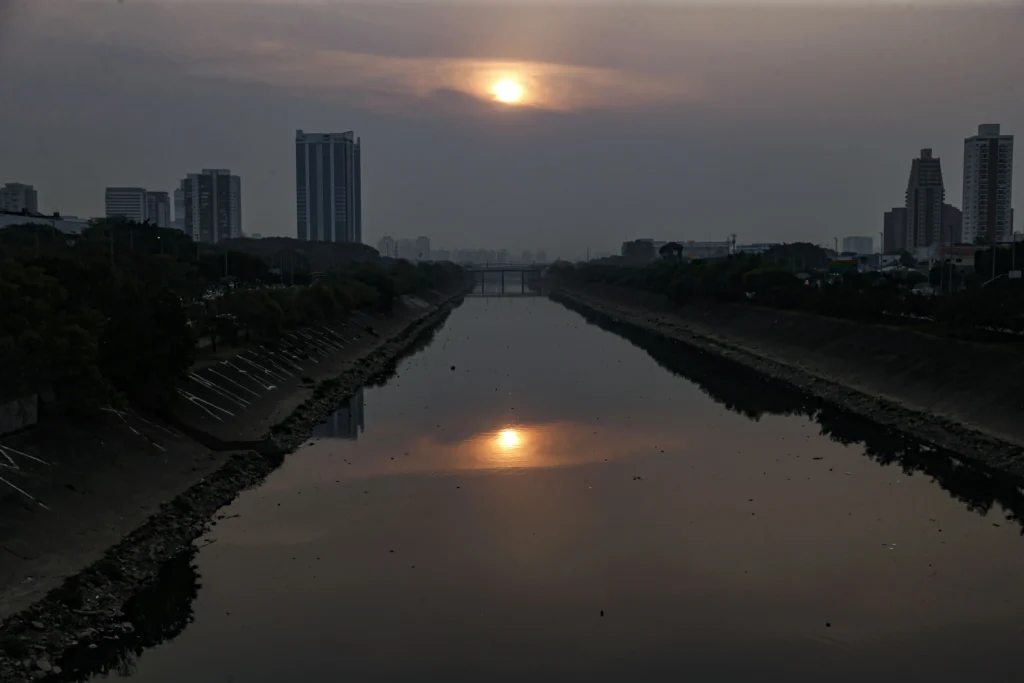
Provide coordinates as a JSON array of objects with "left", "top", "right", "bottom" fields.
[{"left": 0, "top": 1, "right": 1021, "bottom": 258}]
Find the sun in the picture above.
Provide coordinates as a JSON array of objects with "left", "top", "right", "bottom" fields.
[
  {"left": 496, "top": 429, "right": 521, "bottom": 448},
  {"left": 492, "top": 80, "right": 524, "bottom": 104}
]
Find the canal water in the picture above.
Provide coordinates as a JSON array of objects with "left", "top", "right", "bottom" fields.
[{"left": 74, "top": 296, "right": 1024, "bottom": 682}]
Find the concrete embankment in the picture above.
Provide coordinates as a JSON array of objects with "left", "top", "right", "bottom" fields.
[
  {"left": 551, "top": 282, "right": 1024, "bottom": 476},
  {"left": 0, "top": 288, "right": 465, "bottom": 682}
]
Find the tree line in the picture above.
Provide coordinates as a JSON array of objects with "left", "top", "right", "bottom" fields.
[
  {"left": 0, "top": 218, "right": 463, "bottom": 414},
  {"left": 553, "top": 251, "right": 1024, "bottom": 337}
]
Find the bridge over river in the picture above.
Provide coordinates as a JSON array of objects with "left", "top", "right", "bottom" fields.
[{"left": 465, "top": 263, "right": 547, "bottom": 295}]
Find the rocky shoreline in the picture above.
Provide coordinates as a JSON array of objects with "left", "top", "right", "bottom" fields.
[
  {"left": 0, "top": 292, "right": 463, "bottom": 682},
  {"left": 550, "top": 287, "right": 1024, "bottom": 478}
]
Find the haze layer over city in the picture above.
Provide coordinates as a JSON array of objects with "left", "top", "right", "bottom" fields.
[{"left": 1, "top": 1, "right": 1021, "bottom": 259}]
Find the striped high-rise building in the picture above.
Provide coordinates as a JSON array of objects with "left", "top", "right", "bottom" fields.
[
  {"left": 179, "top": 169, "right": 242, "bottom": 244},
  {"left": 295, "top": 130, "right": 362, "bottom": 243},
  {"left": 962, "top": 124, "right": 1014, "bottom": 244}
]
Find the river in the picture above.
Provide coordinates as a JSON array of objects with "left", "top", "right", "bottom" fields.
[{"left": 70, "top": 294, "right": 1024, "bottom": 682}]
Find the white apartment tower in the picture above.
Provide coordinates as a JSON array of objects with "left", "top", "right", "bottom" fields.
[
  {"left": 295, "top": 130, "right": 362, "bottom": 243},
  {"left": 179, "top": 169, "right": 242, "bottom": 244},
  {"left": 962, "top": 124, "right": 1014, "bottom": 244}
]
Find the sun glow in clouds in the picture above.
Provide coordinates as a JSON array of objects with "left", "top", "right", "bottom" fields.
[
  {"left": 492, "top": 79, "right": 524, "bottom": 104},
  {"left": 496, "top": 428, "right": 522, "bottom": 449}
]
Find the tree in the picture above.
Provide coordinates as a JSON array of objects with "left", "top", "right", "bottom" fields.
[
  {"left": 98, "top": 287, "right": 195, "bottom": 406},
  {"left": 899, "top": 251, "right": 916, "bottom": 268},
  {"left": 0, "top": 259, "right": 112, "bottom": 411},
  {"left": 763, "top": 242, "right": 829, "bottom": 271}
]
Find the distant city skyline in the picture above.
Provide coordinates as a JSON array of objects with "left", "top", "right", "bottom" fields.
[
  {"left": 1, "top": 4, "right": 1021, "bottom": 259},
  {"left": 376, "top": 235, "right": 550, "bottom": 264}
]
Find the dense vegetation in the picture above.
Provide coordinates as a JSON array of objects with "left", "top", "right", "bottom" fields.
[
  {"left": 0, "top": 219, "right": 463, "bottom": 413},
  {"left": 553, "top": 248, "right": 1024, "bottom": 335}
]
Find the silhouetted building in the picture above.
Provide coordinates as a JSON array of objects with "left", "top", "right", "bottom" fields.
[
  {"left": 295, "top": 130, "right": 362, "bottom": 243},
  {"left": 396, "top": 239, "right": 414, "bottom": 259},
  {"left": 942, "top": 203, "right": 962, "bottom": 244},
  {"left": 882, "top": 207, "right": 907, "bottom": 254},
  {"left": 173, "top": 188, "right": 185, "bottom": 231},
  {"left": 105, "top": 187, "right": 147, "bottom": 222},
  {"left": 962, "top": 123, "right": 1014, "bottom": 244},
  {"left": 0, "top": 182, "right": 38, "bottom": 213},
  {"left": 377, "top": 235, "right": 395, "bottom": 258},
  {"left": 905, "top": 148, "right": 945, "bottom": 249},
  {"left": 180, "top": 169, "right": 242, "bottom": 244},
  {"left": 146, "top": 191, "right": 171, "bottom": 228},
  {"left": 842, "top": 236, "right": 873, "bottom": 254},
  {"left": 414, "top": 236, "right": 430, "bottom": 260}
]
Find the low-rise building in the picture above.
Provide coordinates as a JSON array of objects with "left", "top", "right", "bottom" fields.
[
  {"left": 0, "top": 183, "right": 39, "bottom": 213},
  {"left": 842, "top": 236, "right": 874, "bottom": 254},
  {"left": 735, "top": 242, "right": 781, "bottom": 255},
  {"left": 0, "top": 211, "right": 90, "bottom": 234},
  {"left": 937, "top": 245, "right": 983, "bottom": 273},
  {"left": 105, "top": 187, "right": 148, "bottom": 222}
]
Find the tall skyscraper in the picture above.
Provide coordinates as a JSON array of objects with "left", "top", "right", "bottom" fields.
[
  {"left": 173, "top": 188, "right": 186, "bottom": 231},
  {"left": 962, "top": 124, "right": 1014, "bottom": 244},
  {"left": 145, "top": 191, "right": 171, "bottom": 227},
  {"left": 295, "top": 130, "right": 362, "bottom": 243},
  {"left": 0, "top": 182, "right": 39, "bottom": 213},
  {"left": 882, "top": 207, "right": 907, "bottom": 254},
  {"left": 105, "top": 187, "right": 148, "bottom": 222},
  {"left": 180, "top": 169, "right": 242, "bottom": 244},
  {"left": 904, "top": 149, "right": 945, "bottom": 250}
]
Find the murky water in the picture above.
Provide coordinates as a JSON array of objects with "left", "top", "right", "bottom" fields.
[{"left": 73, "top": 296, "right": 1024, "bottom": 682}]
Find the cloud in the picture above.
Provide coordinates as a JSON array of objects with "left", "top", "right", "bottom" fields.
[{"left": 193, "top": 40, "right": 698, "bottom": 112}]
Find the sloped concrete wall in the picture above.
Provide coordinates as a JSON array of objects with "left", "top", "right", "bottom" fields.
[
  {"left": 555, "top": 281, "right": 1024, "bottom": 451},
  {"left": 0, "top": 395, "right": 38, "bottom": 436}
]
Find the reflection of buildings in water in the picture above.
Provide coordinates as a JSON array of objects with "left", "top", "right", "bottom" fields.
[{"left": 315, "top": 388, "right": 365, "bottom": 440}]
